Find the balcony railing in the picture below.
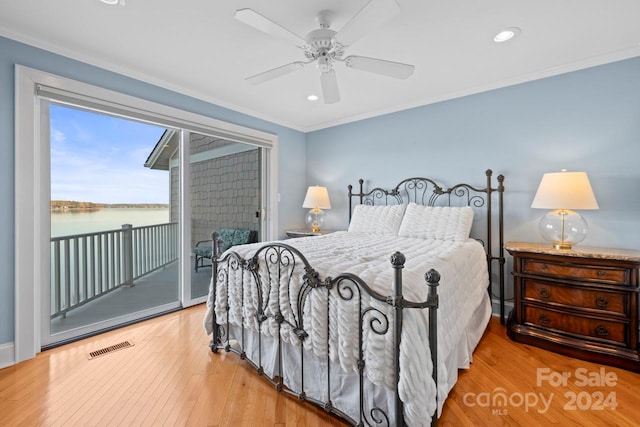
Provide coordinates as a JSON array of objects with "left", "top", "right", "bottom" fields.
[{"left": 50, "top": 222, "right": 179, "bottom": 319}]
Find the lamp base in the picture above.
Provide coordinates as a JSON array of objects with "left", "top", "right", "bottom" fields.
[
  {"left": 539, "top": 209, "right": 588, "bottom": 251},
  {"left": 553, "top": 242, "right": 573, "bottom": 250},
  {"left": 305, "top": 208, "right": 325, "bottom": 233}
]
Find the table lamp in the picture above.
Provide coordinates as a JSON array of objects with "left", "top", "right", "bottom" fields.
[
  {"left": 531, "top": 170, "right": 599, "bottom": 250},
  {"left": 302, "top": 186, "right": 331, "bottom": 233}
]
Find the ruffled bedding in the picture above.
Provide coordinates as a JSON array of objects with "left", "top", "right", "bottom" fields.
[{"left": 204, "top": 231, "right": 489, "bottom": 426}]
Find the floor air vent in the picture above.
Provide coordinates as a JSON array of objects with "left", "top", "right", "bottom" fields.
[{"left": 88, "top": 341, "right": 134, "bottom": 360}]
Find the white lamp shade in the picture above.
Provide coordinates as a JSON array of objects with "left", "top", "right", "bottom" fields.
[
  {"left": 302, "top": 186, "right": 331, "bottom": 209},
  {"left": 531, "top": 171, "right": 599, "bottom": 210}
]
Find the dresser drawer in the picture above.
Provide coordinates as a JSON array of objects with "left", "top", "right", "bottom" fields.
[
  {"left": 523, "top": 280, "right": 628, "bottom": 317},
  {"left": 523, "top": 259, "right": 628, "bottom": 284},
  {"left": 524, "top": 305, "right": 628, "bottom": 346}
]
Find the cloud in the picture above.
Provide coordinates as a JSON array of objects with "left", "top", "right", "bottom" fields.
[
  {"left": 49, "top": 106, "right": 167, "bottom": 204},
  {"left": 51, "top": 127, "right": 66, "bottom": 143},
  {"left": 129, "top": 145, "right": 155, "bottom": 165}
]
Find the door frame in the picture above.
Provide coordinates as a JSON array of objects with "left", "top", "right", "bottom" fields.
[
  {"left": 14, "top": 65, "right": 278, "bottom": 362},
  {"left": 178, "top": 131, "right": 265, "bottom": 307}
]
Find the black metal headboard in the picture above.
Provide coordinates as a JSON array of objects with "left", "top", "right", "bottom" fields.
[{"left": 347, "top": 169, "right": 506, "bottom": 323}]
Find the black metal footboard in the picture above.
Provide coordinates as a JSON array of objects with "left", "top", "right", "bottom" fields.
[{"left": 209, "top": 233, "right": 441, "bottom": 426}]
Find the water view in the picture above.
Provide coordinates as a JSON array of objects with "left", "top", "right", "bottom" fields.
[{"left": 51, "top": 208, "right": 170, "bottom": 238}]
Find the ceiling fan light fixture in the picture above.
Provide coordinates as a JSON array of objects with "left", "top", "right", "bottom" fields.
[
  {"left": 493, "top": 27, "right": 521, "bottom": 43},
  {"left": 234, "top": 1, "right": 412, "bottom": 103},
  {"left": 317, "top": 55, "right": 332, "bottom": 72}
]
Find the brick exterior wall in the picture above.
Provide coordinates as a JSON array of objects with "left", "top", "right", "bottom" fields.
[{"left": 170, "top": 135, "right": 260, "bottom": 247}]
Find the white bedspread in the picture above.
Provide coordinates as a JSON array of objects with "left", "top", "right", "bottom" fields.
[{"left": 204, "top": 231, "right": 489, "bottom": 426}]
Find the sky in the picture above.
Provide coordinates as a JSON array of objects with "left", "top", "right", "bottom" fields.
[{"left": 50, "top": 104, "right": 169, "bottom": 204}]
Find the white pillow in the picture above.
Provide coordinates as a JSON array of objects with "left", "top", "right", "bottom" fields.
[
  {"left": 398, "top": 203, "right": 474, "bottom": 241},
  {"left": 348, "top": 204, "right": 406, "bottom": 235}
]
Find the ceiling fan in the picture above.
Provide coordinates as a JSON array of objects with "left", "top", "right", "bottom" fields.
[{"left": 234, "top": 0, "right": 415, "bottom": 104}]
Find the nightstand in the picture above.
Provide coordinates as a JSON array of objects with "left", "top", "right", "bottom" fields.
[
  {"left": 506, "top": 242, "right": 640, "bottom": 372},
  {"left": 285, "top": 229, "right": 337, "bottom": 238}
]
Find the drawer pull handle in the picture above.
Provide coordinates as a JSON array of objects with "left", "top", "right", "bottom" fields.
[
  {"left": 595, "top": 297, "right": 609, "bottom": 308},
  {"left": 595, "top": 325, "right": 609, "bottom": 337},
  {"left": 538, "top": 314, "right": 551, "bottom": 325},
  {"left": 539, "top": 264, "right": 548, "bottom": 270},
  {"left": 539, "top": 288, "right": 551, "bottom": 299},
  {"left": 597, "top": 271, "right": 606, "bottom": 277}
]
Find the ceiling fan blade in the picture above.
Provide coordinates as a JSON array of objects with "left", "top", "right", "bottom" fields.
[
  {"left": 320, "top": 70, "right": 340, "bottom": 104},
  {"left": 333, "top": 0, "right": 400, "bottom": 47},
  {"left": 234, "top": 8, "right": 307, "bottom": 47},
  {"left": 246, "top": 62, "right": 306, "bottom": 85},
  {"left": 344, "top": 55, "right": 414, "bottom": 79}
]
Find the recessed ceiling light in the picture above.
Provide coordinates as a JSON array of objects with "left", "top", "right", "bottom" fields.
[
  {"left": 100, "top": 0, "right": 125, "bottom": 5},
  {"left": 307, "top": 95, "right": 319, "bottom": 101},
  {"left": 493, "top": 27, "right": 521, "bottom": 43}
]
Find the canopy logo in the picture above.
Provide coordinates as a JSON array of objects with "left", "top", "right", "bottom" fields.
[
  {"left": 463, "top": 367, "right": 618, "bottom": 416},
  {"left": 463, "top": 388, "right": 553, "bottom": 415}
]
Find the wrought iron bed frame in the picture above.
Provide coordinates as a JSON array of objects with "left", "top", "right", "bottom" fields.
[
  {"left": 209, "top": 169, "right": 505, "bottom": 426},
  {"left": 348, "top": 169, "right": 506, "bottom": 323}
]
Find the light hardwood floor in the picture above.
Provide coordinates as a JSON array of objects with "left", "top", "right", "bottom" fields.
[{"left": 1, "top": 305, "right": 638, "bottom": 426}]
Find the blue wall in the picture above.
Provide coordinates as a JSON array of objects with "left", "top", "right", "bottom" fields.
[
  {"left": 0, "top": 36, "right": 306, "bottom": 345},
  {"left": 307, "top": 57, "right": 640, "bottom": 292}
]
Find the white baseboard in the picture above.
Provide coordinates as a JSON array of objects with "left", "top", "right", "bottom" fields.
[
  {"left": 492, "top": 299, "right": 514, "bottom": 320},
  {"left": 0, "top": 342, "right": 15, "bottom": 369}
]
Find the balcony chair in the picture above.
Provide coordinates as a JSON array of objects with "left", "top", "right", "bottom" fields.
[{"left": 193, "top": 228, "right": 258, "bottom": 272}]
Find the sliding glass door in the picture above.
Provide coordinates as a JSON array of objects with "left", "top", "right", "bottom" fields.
[
  {"left": 14, "top": 66, "right": 277, "bottom": 362},
  {"left": 42, "top": 106, "right": 264, "bottom": 345},
  {"left": 44, "top": 103, "right": 181, "bottom": 346}
]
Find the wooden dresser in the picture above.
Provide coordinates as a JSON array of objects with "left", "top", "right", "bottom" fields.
[{"left": 506, "top": 242, "right": 640, "bottom": 372}]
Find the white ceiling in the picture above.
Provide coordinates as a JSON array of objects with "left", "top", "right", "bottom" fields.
[{"left": 1, "top": 0, "right": 640, "bottom": 132}]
